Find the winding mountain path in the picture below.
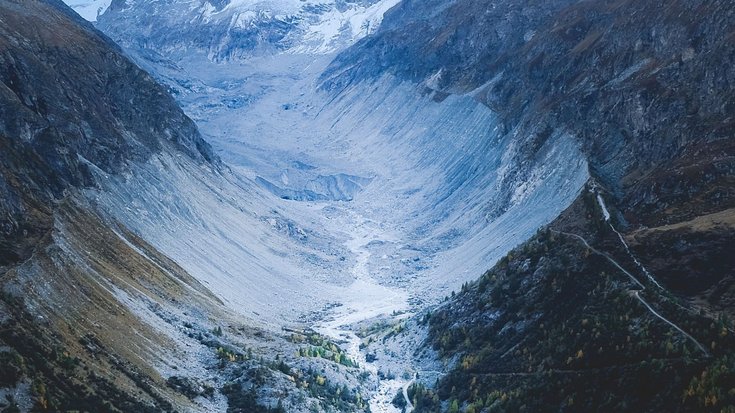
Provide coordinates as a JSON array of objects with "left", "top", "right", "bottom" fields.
[
  {"left": 555, "top": 231, "right": 644, "bottom": 289},
  {"left": 550, "top": 189, "right": 710, "bottom": 357},
  {"left": 629, "top": 291, "right": 708, "bottom": 354},
  {"left": 553, "top": 229, "right": 709, "bottom": 356}
]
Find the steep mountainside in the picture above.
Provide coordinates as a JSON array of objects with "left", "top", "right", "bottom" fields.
[
  {"left": 1, "top": 2, "right": 365, "bottom": 412},
  {"left": 324, "top": 0, "right": 735, "bottom": 231},
  {"left": 320, "top": 0, "right": 735, "bottom": 411},
  {"left": 404, "top": 189, "right": 735, "bottom": 412},
  {"left": 1, "top": 2, "right": 440, "bottom": 412},
  {"left": 0, "top": 0, "right": 215, "bottom": 269},
  {"left": 89, "top": 0, "right": 591, "bottom": 310},
  {"left": 18, "top": 0, "right": 735, "bottom": 411},
  {"left": 0, "top": 1, "right": 228, "bottom": 411},
  {"left": 78, "top": 0, "right": 599, "bottom": 409},
  {"left": 324, "top": 0, "right": 735, "bottom": 317}
]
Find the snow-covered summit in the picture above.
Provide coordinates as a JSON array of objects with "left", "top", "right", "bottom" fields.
[
  {"left": 86, "top": 0, "right": 400, "bottom": 60},
  {"left": 62, "top": 0, "right": 112, "bottom": 21}
]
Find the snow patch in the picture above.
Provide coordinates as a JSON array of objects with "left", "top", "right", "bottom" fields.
[{"left": 62, "top": 0, "right": 112, "bottom": 21}]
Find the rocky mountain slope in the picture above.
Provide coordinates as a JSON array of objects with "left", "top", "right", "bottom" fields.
[
  {"left": 0, "top": 0, "right": 214, "bottom": 269},
  {"left": 0, "top": 2, "right": 376, "bottom": 412},
  {"left": 324, "top": 0, "right": 735, "bottom": 237},
  {"left": 89, "top": 0, "right": 592, "bottom": 310},
  {"left": 319, "top": 0, "right": 735, "bottom": 411},
  {"left": 51, "top": 0, "right": 597, "bottom": 409},
  {"left": 401, "top": 188, "right": 734, "bottom": 412},
  {"left": 0, "top": 1, "right": 226, "bottom": 411}
]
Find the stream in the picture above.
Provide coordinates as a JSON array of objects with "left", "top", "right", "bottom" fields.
[{"left": 315, "top": 210, "right": 412, "bottom": 413}]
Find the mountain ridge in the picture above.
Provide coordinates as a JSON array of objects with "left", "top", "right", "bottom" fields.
[{"left": 98, "top": 0, "right": 401, "bottom": 60}]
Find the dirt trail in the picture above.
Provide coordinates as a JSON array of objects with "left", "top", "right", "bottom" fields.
[{"left": 550, "top": 188, "right": 709, "bottom": 356}]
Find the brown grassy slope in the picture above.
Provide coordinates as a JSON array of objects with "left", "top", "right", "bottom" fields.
[{"left": 1, "top": 197, "right": 230, "bottom": 412}]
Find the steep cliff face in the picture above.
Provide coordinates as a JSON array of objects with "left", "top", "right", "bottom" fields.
[
  {"left": 324, "top": 0, "right": 735, "bottom": 308},
  {"left": 319, "top": 0, "right": 735, "bottom": 411}
]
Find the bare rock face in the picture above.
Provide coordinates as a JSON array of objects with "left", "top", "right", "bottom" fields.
[
  {"left": 0, "top": 0, "right": 216, "bottom": 266},
  {"left": 0, "top": 3, "right": 236, "bottom": 412},
  {"left": 322, "top": 0, "right": 735, "bottom": 314}
]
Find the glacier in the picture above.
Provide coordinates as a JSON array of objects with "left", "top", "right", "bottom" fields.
[
  {"left": 62, "top": 0, "right": 111, "bottom": 21},
  {"left": 85, "top": 49, "right": 589, "bottom": 326}
]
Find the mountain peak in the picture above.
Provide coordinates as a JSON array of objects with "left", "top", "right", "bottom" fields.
[
  {"left": 61, "top": 0, "right": 112, "bottom": 21},
  {"left": 78, "top": 0, "right": 400, "bottom": 59}
]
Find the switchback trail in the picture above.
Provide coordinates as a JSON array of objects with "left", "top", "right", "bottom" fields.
[{"left": 553, "top": 229, "right": 709, "bottom": 356}]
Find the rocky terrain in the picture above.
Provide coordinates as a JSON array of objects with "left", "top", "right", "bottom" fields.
[
  {"left": 1, "top": 0, "right": 733, "bottom": 411},
  {"left": 0, "top": 2, "right": 372, "bottom": 412},
  {"left": 320, "top": 0, "right": 735, "bottom": 411},
  {"left": 0, "top": 0, "right": 222, "bottom": 410},
  {"left": 392, "top": 186, "right": 734, "bottom": 412},
  {"left": 0, "top": 0, "right": 215, "bottom": 267},
  {"left": 324, "top": 0, "right": 735, "bottom": 237},
  {"left": 321, "top": 0, "right": 735, "bottom": 317}
]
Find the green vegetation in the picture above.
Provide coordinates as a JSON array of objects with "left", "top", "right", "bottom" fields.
[
  {"left": 216, "top": 346, "right": 249, "bottom": 363},
  {"left": 294, "top": 368, "right": 367, "bottom": 412},
  {"left": 222, "top": 359, "right": 368, "bottom": 413},
  {"left": 383, "top": 322, "right": 406, "bottom": 342},
  {"left": 0, "top": 292, "right": 172, "bottom": 413},
  {"left": 290, "top": 331, "right": 359, "bottom": 368},
  {"left": 413, "top": 198, "right": 735, "bottom": 413},
  {"left": 221, "top": 382, "right": 286, "bottom": 413},
  {"left": 357, "top": 320, "right": 391, "bottom": 338},
  {"left": 211, "top": 330, "right": 368, "bottom": 412},
  {"left": 392, "top": 388, "right": 407, "bottom": 410}
]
